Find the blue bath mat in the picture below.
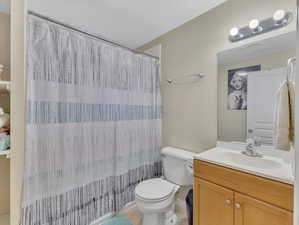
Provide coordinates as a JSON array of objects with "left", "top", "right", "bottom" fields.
[{"left": 101, "top": 216, "right": 132, "bottom": 225}]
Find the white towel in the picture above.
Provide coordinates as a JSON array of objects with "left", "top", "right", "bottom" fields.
[
  {"left": 288, "top": 81, "right": 295, "bottom": 142},
  {"left": 274, "top": 81, "right": 295, "bottom": 151}
]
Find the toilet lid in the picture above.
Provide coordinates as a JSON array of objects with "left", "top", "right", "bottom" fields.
[{"left": 135, "top": 178, "right": 175, "bottom": 201}]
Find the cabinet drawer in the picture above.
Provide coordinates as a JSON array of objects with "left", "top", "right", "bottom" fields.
[{"left": 194, "top": 160, "right": 293, "bottom": 211}]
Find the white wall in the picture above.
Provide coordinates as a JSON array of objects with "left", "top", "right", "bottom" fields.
[
  {"left": 144, "top": 44, "right": 162, "bottom": 58},
  {"left": 218, "top": 48, "right": 296, "bottom": 142},
  {"left": 139, "top": 0, "right": 297, "bottom": 153}
]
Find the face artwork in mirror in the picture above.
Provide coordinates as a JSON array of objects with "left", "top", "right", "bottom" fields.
[
  {"left": 217, "top": 31, "right": 296, "bottom": 150},
  {"left": 227, "top": 65, "right": 261, "bottom": 111}
]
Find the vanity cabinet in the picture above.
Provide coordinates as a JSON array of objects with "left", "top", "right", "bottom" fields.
[
  {"left": 193, "top": 160, "right": 294, "bottom": 225},
  {"left": 194, "top": 178, "right": 234, "bottom": 225}
]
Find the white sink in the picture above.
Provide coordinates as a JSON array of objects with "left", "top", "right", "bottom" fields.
[
  {"left": 220, "top": 151, "right": 281, "bottom": 170},
  {"left": 194, "top": 147, "right": 294, "bottom": 184}
]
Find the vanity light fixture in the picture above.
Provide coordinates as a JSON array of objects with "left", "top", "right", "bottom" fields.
[
  {"left": 229, "top": 27, "right": 244, "bottom": 39},
  {"left": 273, "top": 10, "right": 287, "bottom": 25},
  {"left": 230, "top": 27, "right": 239, "bottom": 37},
  {"left": 249, "top": 19, "right": 262, "bottom": 33},
  {"left": 229, "top": 10, "right": 292, "bottom": 42}
]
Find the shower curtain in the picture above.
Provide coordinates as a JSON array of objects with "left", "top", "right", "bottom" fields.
[{"left": 22, "top": 15, "right": 162, "bottom": 225}]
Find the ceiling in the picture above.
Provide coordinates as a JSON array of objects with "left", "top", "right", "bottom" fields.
[
  {"left": 27, "top": 0, "right": 226, "bottom": 48},
  {"left": 218, "top": 31, "right": 296, "bottom": 65}
]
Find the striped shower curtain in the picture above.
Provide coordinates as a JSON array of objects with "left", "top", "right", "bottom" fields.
[{"left": 22, "top": 15, "right": 162, "bottom": 225}]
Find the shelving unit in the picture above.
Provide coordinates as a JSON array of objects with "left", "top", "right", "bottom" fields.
[
  {"left": 1, "top": 6, "right": 12, "bottom": 224},
  {"left": 0, "top": 80, "right": 11, "bottom": 160},
  {"left": 0, "top": 80, "right": 11, "bottom": 224},
  {"left": 0, "top": 149, "right": 10, "bottom": 159},
  {"left": 0, "top": 81, "right": 10, "bottom": 94}
]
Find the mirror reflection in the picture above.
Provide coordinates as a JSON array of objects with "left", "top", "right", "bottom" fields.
[{"left": 218, "top": 31, "right": 296, "bottom": 150}]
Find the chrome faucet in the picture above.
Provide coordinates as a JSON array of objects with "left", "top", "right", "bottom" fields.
[{"left": 242, "top": 138, "right": 262, "bottom": 157}]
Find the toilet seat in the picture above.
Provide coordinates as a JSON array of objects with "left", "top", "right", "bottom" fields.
[{"left": 135, "top": 178, "right": 175, "bottom": 202}]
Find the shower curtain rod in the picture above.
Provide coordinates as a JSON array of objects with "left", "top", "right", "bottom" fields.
[{"left": 28, "top": 10, "right": 160, "bottom": 60}]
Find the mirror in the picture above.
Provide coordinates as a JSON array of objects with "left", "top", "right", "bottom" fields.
[{"left": 217, "top": 31, "right": 296, "bottom": 147}]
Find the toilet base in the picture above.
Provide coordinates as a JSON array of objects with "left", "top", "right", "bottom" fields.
[
  {"left": 143, "top": 213, "right": 164, "bottom": 225},
  {"left": 142, "top": 209, "right": 177, "bottom": 225}
]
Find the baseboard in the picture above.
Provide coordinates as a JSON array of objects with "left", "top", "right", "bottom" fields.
[
  {"left": 90, "top": 201, "right": 136, "bottom": 225},
  {"left": 90, "top": 212, "right": 115, "bottom": 225}
]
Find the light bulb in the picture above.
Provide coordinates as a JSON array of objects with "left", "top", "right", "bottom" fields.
[
  {"left": 249, "top": 19, "right": 262, "bottom": 33},
  {"left": 249, "top": 19, "right": 260, "bottom": 30},
  {"left": 273, "top": 10, "right": 286, "bottom": 23},
  {"left": 230, "top": 27, "right": 239, "bottom": 37}
]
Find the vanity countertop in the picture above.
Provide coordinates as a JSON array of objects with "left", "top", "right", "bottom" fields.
[{"left": 194, "top": 146, "right": 294, "bottom": 185}]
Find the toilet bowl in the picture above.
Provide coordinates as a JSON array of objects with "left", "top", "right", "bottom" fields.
[
  {"left": 135, "top": 178, "right": 179, "bottom": 225},
  {"left": 135, "top": 147, "right": 195, "bottom": 225}
]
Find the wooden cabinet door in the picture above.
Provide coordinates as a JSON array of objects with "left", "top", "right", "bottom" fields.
[
  {"left": 234, "top": 192, "right": 293, "bottom": 225},
  {"left": 194, "top": 178, "right": 234, "bottom": 225}
]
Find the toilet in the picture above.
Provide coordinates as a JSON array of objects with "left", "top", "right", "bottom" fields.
[{"left": 135, "top": 147, "right": 195, "bottom": 225}]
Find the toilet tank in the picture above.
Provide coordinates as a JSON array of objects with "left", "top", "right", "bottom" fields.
[{"left": 161, "top": 147, "right": 195, "bottom": 186}]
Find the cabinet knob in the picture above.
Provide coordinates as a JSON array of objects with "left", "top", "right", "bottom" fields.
[
  {"left": 235, "top": 203, "right": 241, "bottom": 209},
  {"left": 224, "top": 199, "right": 232, "bottom": 205}
]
